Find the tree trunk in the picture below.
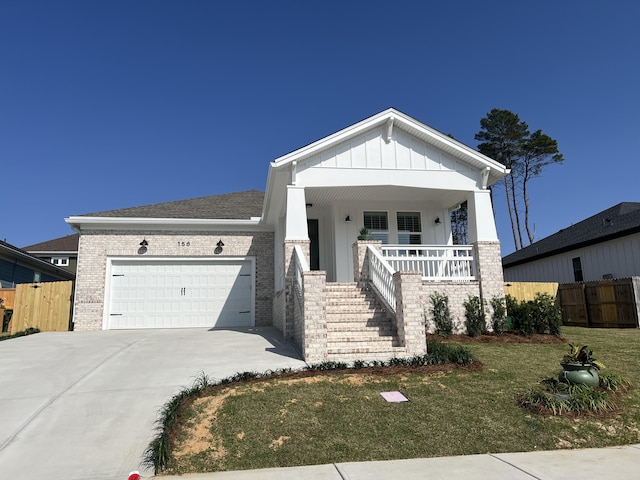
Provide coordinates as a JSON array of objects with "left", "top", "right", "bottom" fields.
[
  {"left": 509, "top": 172, "right": 524, "bottom": 249},
  {"left": 503, "top": 175, "right": 520, "bottom": 250}
]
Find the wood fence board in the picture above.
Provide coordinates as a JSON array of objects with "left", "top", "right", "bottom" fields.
[
  {"left": 10, "top": 281, "right": 73, "bottom": 334},
  {"left": 558, "top": 283, "right": 588, "bottom": 327},
  {"left": 0, "top": 288, "right": 16, "bottom": 308},
  {"left": 503, "top": 282, "right": 559, "bottom": 302}
]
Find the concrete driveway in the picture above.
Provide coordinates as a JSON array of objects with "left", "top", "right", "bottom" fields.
[{"left": 0, "top": 327, "right": 306, "bottom": 480}]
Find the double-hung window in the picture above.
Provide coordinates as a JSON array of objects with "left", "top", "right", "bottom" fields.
[
  {"left": 397, "top": 212, "right": 422, "bottom": 255},
  {"left": 363, "top": 211, "right": 389, "bottom": 243}
]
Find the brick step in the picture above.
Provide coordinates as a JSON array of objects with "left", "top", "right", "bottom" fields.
[
  {"left": 327, "top": 308, "right": 388, "bottom": 322},
  {"left": 327, "top": 344, "right": 405, "bottom": 355},
  {"left": 326, "top": 324, "right": 396, "bottom": 334},
  {"left": 326, "top": 306, "right": 383, "bottom": 315},
  {"left": 326, "top": 349, "right": 407, "bottom": 362},
  {"left": 326, "top": 317, "right": 392, "bottom": 327}
]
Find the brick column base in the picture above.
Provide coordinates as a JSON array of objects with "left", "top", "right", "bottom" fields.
[{"left": 394, "top": 271, "right": 427, "bottom": 356}]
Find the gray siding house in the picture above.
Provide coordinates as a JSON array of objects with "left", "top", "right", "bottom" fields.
[{"left": 503, "top": 203, "right": 640, "bottom": 283}]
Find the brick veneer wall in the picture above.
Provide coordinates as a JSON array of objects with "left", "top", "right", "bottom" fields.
[
  {"left": 474, "top": 241, "right": 505, "bottom": 322},
  {"left": 73, "top": 230, "right": 274, "bottom": 331},
  {"left": 394, "top": 271, "right": 427, "bottom": 356},
  {"left": 282, "top": 240, "right": 310, "bottom": 340},
  {"left": 301, "top": 270, "right": 328, "bottom": 363},
  {"left": 421, "top": 282, "right": 480, "bottom": 334}
]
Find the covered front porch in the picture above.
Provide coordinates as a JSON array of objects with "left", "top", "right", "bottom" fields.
[{"left": 263, "top": 108, "right": 508, "bottom": 362}]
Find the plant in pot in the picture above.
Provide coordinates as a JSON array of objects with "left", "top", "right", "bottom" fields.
[
  {"left": 558, "top": 344, "right": 604, "bottom": 387},
  {"left": 357, "top": 227, "right": 373, "bottom": 241}
]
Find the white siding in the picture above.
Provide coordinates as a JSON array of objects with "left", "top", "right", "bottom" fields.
[
  {"left": 299, "top": 126, "right": 473, "bottom": 173},
  {"left": 503, "top": 233, "right": 640, "bottom": 283}
]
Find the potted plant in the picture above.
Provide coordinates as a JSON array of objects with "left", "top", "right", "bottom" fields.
[
  {"left": 357, "top": 227, "right": 373, "bottom": 241},
  {"left": 558, "top": 344, "right": 604, "bottom": 387}
]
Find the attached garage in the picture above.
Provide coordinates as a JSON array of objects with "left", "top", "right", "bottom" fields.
[{"left": 106, "top": 258, "right": 254, "bottom": 329}]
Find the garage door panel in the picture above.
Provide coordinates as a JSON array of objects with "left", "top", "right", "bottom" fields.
[{"left": 108, "top": 260, "right": 253, "bottom": 329}]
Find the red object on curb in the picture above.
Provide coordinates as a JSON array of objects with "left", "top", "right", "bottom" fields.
[{"left": 128, "top": 472, "right": 141, "bottom": 480}]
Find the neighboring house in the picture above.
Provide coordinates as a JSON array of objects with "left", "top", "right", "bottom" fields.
[
  {"left": 23, "top": 234, "right": 80, "bottom": 275},
  {"left": 0, "top": 239, "right": 76, "bottom": 288},
  {"left": 503, "top": 202, "right": 640, "bottom": 283},
  {"left": 65, "top": 108, "right": 508, "bottom": 362}
]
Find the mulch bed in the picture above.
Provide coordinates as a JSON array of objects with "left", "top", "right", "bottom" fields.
[{"left": 427, "top": 332, "right": 567, "bottom": 344}]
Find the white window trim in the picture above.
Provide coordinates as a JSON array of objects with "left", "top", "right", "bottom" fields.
[{"left": 52, "top": 257, "right": 70, "bottom": 266}]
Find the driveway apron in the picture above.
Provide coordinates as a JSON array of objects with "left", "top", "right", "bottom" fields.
[{"left": 0, "top": 327, "right": 306, "bottom": 480}]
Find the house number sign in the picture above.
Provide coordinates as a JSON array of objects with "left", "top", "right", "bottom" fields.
[{"left": 178, "top": 241, "right": 191, "bottom": 247}]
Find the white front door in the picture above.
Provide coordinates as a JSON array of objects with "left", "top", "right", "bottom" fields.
[{"left": 107, "top": 260, "right": 253, "bottom": 329}]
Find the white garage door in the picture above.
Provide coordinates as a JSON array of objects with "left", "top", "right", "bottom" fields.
[{"left": 107, "top": 260, "right": 254, "bottom": 329}]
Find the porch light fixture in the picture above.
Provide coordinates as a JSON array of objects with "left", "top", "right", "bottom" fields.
[
  {"left": 345, "top": 215, "right": 351, "bottom": 223},
  {"left": 306, "top": 203, "right": 313, "bottom": 208},
  {"left": 139, "top": 239, "right": 149, "bottom": 247},
  {"left": 434, "top": 217, "right": 441, "bottom": 224},
  {"left": 217, "top": 239, "right": 224, "bottom": 248}
]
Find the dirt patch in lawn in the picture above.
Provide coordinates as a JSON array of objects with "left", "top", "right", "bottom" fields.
[{"left": 427, "top": 333, "right": 567, "bottom": 344}]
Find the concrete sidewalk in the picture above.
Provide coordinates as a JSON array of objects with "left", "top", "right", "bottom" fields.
[{"left": 156, "top": 444, "right": 640, "bottom": 479}]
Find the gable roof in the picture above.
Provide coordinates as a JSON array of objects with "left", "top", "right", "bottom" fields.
[
  {"left": 270, "top": 107, "right": 508, "bottom": 182},
  {"left": 74, "top": 190, "right": 264, "bottom": 220},
  {"left": 23, "top": 234, "right": 80, "bottom": 253},
  {"left": 503, "top": 202, "right": 640, "bottom": 268}
]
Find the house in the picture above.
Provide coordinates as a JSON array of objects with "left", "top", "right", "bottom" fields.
[
  {"left": 65, "top": 108, "right": 508, "bottom": 362},
  {"left": 503, "top": 202, "right": 640, "bottom": 283},
  {"left": 23, "top": 234, "right": 80, "bottom": 275},
  {"left": 0, "top": 239, "right": 76, "bottom": 288}
]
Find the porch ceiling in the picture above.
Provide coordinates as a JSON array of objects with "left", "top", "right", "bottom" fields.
[{"left": 304, "top": 186, "right": 466, "bottom": 209}]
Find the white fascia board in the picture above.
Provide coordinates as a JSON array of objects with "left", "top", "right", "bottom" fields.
[
  {"left": 272, "top": 108, "right": 396, "bottom": 166},
  {"left": 65, "top": 216, "right": 268, "bottom": 232}
]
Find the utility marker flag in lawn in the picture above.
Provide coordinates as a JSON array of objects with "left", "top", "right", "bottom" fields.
[{"left": 380, "top": 391, "right": 409, "bottom": 402}]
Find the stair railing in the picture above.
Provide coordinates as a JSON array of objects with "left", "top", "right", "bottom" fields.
[
  {"left": 366, "top": 245, "right": 396, "bottom": 313},
  {"left": 293, "top": 244, "right": 309, "bottom": 305}
]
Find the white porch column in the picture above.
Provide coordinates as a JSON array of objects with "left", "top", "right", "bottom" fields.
[
  {"left": 467, "top": 189, "right": 498, "bottom": 242},
  {"left": 285, "top": 185, "right": 309, "bottom": 240}
]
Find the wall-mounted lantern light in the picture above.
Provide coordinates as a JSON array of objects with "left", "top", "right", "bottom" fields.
[
  {"left": 215, "top": 239, "right": 224, "bottom": 255},
  {"left": 345, "top": 215, "right": 351, "bottom": 223},
  {"left": 434, "top": 217, "right": 441, "bottom": 224},
  {"left": 139, "top": 239, "right": 149, "bottom": 247}
]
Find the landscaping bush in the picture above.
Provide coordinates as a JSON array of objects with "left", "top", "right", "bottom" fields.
[
  {"left": 463, "top": 295, "right": 486, "bottom": 337},
  {"left": 506, "top": 293, "right": 562, "bottom": 336},
  {"left": 490, "top": 296, "right": 507, "bottom": 335},
  {"left": 429, "top": 292, "right": 453, "bottom": 336}
]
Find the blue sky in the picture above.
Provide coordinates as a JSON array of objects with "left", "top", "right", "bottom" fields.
[{"left": 1, "top": 1, "right": 638, "bottom": 255}]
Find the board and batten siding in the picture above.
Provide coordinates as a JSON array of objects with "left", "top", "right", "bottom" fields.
[
  {"left": 504, "top": 233, "right": 640, "bottom": 283},
  {"left": 303, "top": 126, "right": 472, "bottom": 171}
]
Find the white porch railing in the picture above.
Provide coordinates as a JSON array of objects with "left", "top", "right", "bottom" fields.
[
  {"left": 366, "top": 246, "right": 396, "bottom": 312},
  {"left": 381, "top": 245, "right": 476, "bottom": 281}
]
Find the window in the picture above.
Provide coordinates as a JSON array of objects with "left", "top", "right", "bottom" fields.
[
  {"left": 572, "top": 257, "right": 583, "bottom": 282},
  {"left": 363, "top": 211, "right": 389, "bottom": 243},
  {"left": 52, "top": 257, "right": 69, "bottom": 266},
  {"left": 397, "top": 212, "right": 422, "bottom": 245}
]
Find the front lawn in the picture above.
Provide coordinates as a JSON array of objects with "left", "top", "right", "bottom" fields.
[{"left": 152, "top": 327, "right": 640, "bottom": 475}]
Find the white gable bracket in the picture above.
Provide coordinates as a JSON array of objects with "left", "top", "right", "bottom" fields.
[
  {"left": 385, "top": 116, "right": 395, "bottom": 143},
  {"left": 291, "top": 161, "right": 297, "bottom": 185},
  {"left": 481, "top": 167, "right": 490, "bottom": 189}
]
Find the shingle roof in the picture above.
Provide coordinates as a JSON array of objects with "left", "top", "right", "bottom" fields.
[
  {"left": 503, "top": 202, "right": 640, "bottom": 267},
  {"left": 23, "top": 234, "right": 80, "bottom": 252},
  {"left": 77, "top": 190, "right": 265, "bottom": 220}
]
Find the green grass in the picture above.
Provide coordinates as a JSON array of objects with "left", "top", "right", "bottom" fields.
[{"left": 154, "top": 327, "right": 640, "bottom": 475}]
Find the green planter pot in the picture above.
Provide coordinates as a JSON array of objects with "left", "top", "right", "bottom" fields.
[{"left": 558, "top": 362, "right": 600, "bottom": 387}]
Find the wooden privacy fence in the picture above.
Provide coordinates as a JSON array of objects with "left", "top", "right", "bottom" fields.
[
  {"left": 504, "top": 282, "right": 559, "bottom": 302},
  {"left": 2, "top": 281, "right": 73, "bottom": 334},
  {"left": 558, "top": 278, "right": 640, "bottom": 328}
]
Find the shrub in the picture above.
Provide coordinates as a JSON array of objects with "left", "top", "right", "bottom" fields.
[
  {"left": 490, "top": 296, "right": 507, "bottom": 335},
  {"left": 463, "top": 295, "right": 486, "bottom": 337},
  {"left": 533, "top": 293, "right": 562, "bottom": 335},
  {"left": 429, "top": 292, "right": 453, "bottom": 336},
  {"left": 506, "top": 293, "right": 562, "bottom": 336}
]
